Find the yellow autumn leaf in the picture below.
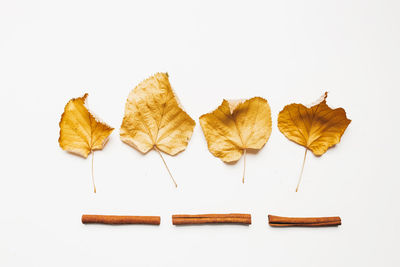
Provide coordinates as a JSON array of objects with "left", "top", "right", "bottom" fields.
[
  {"left": 120, "top": 73, "right": 195, "bottom": 187},
  {"left": 278, "top": 92, "right": 351, "bottom": 191},
  {"left": 199, "top": 97, "right": 272, "bottom": 183},
  {"left": 59, "top": 93, "right": 114, "bottom": 193}
]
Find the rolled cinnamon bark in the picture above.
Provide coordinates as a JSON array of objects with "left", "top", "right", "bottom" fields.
[
  {"left": 82, "top": 214, "right": 160, "bottom": 225},
  {"left": 268, "top": 215, "right": 341, "bottom": 227},
  {"left": 172, "top": 213, "right": 251, "bottom": 225}
]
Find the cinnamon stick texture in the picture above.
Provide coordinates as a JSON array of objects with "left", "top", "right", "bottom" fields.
[
  {"left": 172, "top": 213, "right": 251, "bottom": 225},
  {"left": 82, "top": 215, "right": 160, "bottom": 225},
  {"left": 268, "top": 215, "right": 341, "bottom": 227}
]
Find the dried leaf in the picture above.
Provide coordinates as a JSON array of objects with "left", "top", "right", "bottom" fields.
[
  {"left": 278, "top": 92, "right": 351, "bottom": 191},
  {"left": 120, "top": 73, "right": 195, "bottom": 187},
  {"left": 199, "top": 97, "right": 272, "bottom": 183},
  {"left": 59, "top": 93, "right": 114, "bottom": 193}
]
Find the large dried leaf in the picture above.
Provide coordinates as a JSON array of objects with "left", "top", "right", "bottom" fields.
[
  {"left": 199, "top": 97, "right": 272, "bottom": 182},
  {"left": 278, "top": 92, "right": 351, "bottom": 156},
  {"left": 59, "top": 93, "right": 114, "bottom": 158},
  {"left": 120, "top": 72, "right": 195, "bottom": 154},
  {"left": 120, "top": 73, "right": 195, "bottom": 187}
]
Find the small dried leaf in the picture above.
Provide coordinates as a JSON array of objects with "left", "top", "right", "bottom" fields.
[
  {"left": 199, "top": 97, "right": 272, "bottom": 183},
  {"left": 199, "top": 97, "right": 272, "bottom": 162},
  {"left": 278, "top": 92, "right": 351, "bottom": 156},
  {"left": 59, "top": 93, "right": 114, "bottom": 158}
]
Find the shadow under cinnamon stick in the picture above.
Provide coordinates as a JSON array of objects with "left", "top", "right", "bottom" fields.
[
  {"left": 172, "top": 213, "right": 251, "bottom": 225},
  {"left": 268, "top": 215, "right": 341, "bottom": 227},
  {"left": 82, "top": 214, "right": 160, "bottom": 225}
]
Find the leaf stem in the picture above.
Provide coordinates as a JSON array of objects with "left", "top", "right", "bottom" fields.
[
  {"left": 91, "top": 151, "right": 96, "bottom": 193},
  {"left": 242, "top": 149, "right": 246, "bottom": 184},
  {"left": 296, "top": 148, "right": 308, "bottom": 192},
  {"left": 154, "top": 146, "right": 178, "bottom": 188}
]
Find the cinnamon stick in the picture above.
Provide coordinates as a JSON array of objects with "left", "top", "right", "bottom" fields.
[
  {"left": 172, "top": 213, "right": 251, "bottom": 225},
  {"left": 81, "top": 214, "right": 160, "bottom": 225},
  {"left": 268, "top": 215, "right": 341, "bottom": 227}
]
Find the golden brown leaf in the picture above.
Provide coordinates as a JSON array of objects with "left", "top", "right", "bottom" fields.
[
  {"left": 278, "top": 92, "right": 351, "bottom": 156},
  {"left": 59, "top": 93, "right": 114, "bottom": 193},
  {"left": 199, "top": 97, "right": 272, "bottom": 183},
  {"left": 59, "top": 93, "right": 114, "bottom": 157},
  {"left": 120, "top": 73, "right": 195, "bottom": 187},
  {"left": 278, "top": 92, "right": 351, "bottom": 191}
]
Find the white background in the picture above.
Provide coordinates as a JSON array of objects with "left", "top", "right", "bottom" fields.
[{"left": 1, "top": 0, "right": 399, "bottom": 266}]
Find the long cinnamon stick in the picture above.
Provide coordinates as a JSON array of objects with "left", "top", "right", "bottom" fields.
[
  {"left": 82, "top": 214, "right": 160, "bottom": 225},
  {"left": 172, "top": 213, "right": 251, "bottom": 225},
  {"left": 268, "top": 215, "right": 341, "bottom": 227}
]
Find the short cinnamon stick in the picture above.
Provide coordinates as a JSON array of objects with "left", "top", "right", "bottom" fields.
[
  {"left": 172, "top": 213, "right": 251, "bottom": 225},
  {"left": 82, "top": 214, "right": 160, "bottom": 225},
  {"left": 268, "top": 215, "right": 341, "bottom": 227}
]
